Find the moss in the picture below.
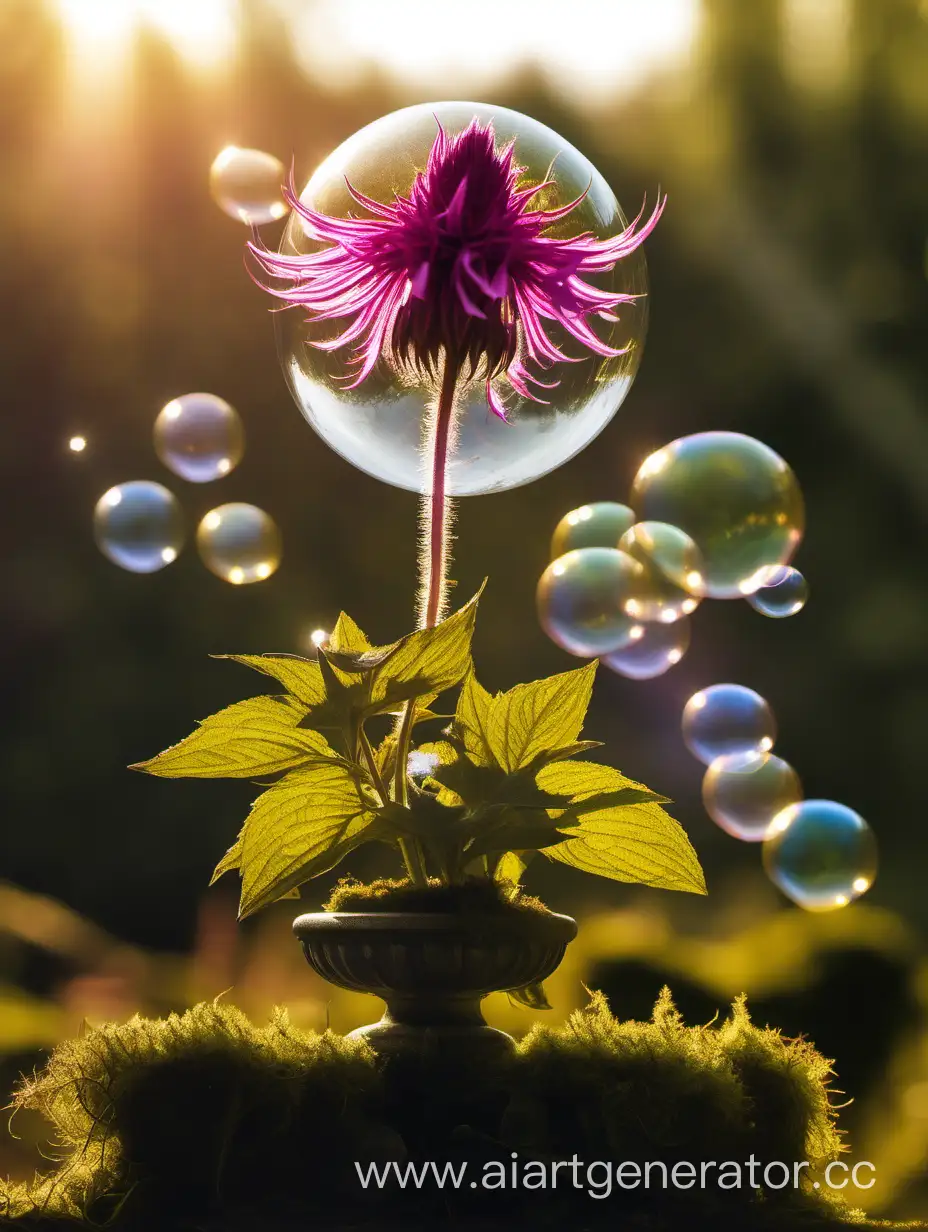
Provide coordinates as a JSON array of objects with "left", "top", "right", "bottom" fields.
[
  {"left": 0, "top": 992, "right": 920, "bottom": 1230},
  {"left": 323, "top": 875, "right": 550, "bottom": 917}
]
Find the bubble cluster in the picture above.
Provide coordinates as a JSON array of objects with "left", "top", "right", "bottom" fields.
[
  {"left": 618, "top": 521, "right": 703, "bottom": 623},
  {"left": 154, "top": 393, "right": 245, "bottom": 484},
  {"left": 209, "top": 146, "right": 288, "bottom": 226},
  {"left": 763, "top": 801, "right": 877, "bottom": 911},
  {"left": 550, "top": 502, "right": 636, "bottom": 558},
  {"left": 702, "top": 751, "right": 802, "bottom": 841},
  {"left": 682, "top": 684, "right": 776, "bottom": 766},
  {"left": 603, "top": 617, "right": 690, "bottom": 680},
  {"left": 537, "top": 548, "right": 646, "bottom": 657},
  {"left": 632, "top": 432, "right": 804, "bottom": 599},
  {"left": 94, "top": 482, "right": 185, "bottom": 574},
  {"left": 746, "top": 565, "right": 809, "bottom": 618},
  {"left": 277, "top": 101, "right": 650, "bottom": 496},
  {"left": 197, "top": 503, "right": 282, "bottom": 584}
]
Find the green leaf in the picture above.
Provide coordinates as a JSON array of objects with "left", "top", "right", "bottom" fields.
[
  {"left": 236, "top": 761, "right": 380, "bottom": 917},
  {"left": 508, "top": 981, "right": 552, "bottom": 1011},
  {"left": 486, "top": 661, "right": 598, "bottom": 772},
  {"left": 217, "top": 654, "right": 325, "bottom": 707},
  {"left": 465, "top": 813, "right": 571, "bottom": 860},
  {"left": 210, "top": 833, "right": 244, "bottom": 883},
  {"left": 329, "top": 611, "right": 373, "bottom": 655},
  {"left": 131, "top": 696, "right": 338, "bottom": 779},
  {"left": 455, "top": 672, "right": 496, "bottom": 765},
  {"left": 494, "top": 850, "right": 527, "bottom": 887},
  {"left": 537, "top": 761, "right": 706, "bottom": 895}
]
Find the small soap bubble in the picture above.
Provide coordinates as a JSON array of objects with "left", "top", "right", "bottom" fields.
[
  {"left": 209, "top": 146, "right": 288, "bottom": 226},
  {"left": 764, "top": 800, "right": 877, "bottom": 911},
  {"left": 747, "top": 565, "right": 809, "bottom": 618},
  {"left": 154, "top": 393, "right": 245, "bottom": 484},
  {"left": 618, "top": 521, "right": 704, "bottom": 623},
  {"left": 537, "top": 548, "right": 647, "bottom": 657},
  {"left": 603, "top": 617, "right": 691, "bottom": 680},
  {"left": 632, "top": 432, "right": 804, "bottom": 598},
  {"left": 702, "top": 751, "right": 802, "bottom": 841},
  {"left": 94, "top": 481, "right": 185, "bottom": 574},
  {"left": 682, "top": 683, "right": 776, "bottom": 765},
  {"left": 197, "top": 503, "right": 282, "bottom": 584},
  {"left": 551, "top": 502, "right": 636, "bottom": 559}
]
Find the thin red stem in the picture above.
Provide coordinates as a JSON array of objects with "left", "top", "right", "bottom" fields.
[{"left": 421, "top": 357, "right": 459, "bottom": 629}]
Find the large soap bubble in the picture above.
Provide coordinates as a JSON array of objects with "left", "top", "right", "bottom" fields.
[
  {"left": 682, "top": 683, "right": 776, "bottom": 766},
  {"left": 537, "top": 548, "right": 646, "bottom": 657},
  {"left": 94, "top": 481, "right": 185, "bottom": 574},
  {"left": 550, "top": 502, "right": 636, "bottom": 559},
  {"left": 154, "top": 393, "right": 245, "bottom": 484},
  {"left": 275, "top": 101, "right": 651, "bottom": 496},
  {"left": 764, "top": 800, "right": 877, "bottom": 911},
  {"left": 702, "top": 751, "right": 802, "bottom": 841},
  {"left": 197, "top": 503, "right": 282, "bottom": 584},
  {"left": 632, "top": 432, "right": 804, "bottom": 598}
]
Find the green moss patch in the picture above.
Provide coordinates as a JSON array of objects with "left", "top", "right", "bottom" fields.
[{"left": 322, "top": 874, "right": 550, "bottom": 916}]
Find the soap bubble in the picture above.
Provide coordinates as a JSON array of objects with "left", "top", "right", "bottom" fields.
[
  {"left": 538, "top": 548, "right": 647, "bottom": 657},
  {"left": 94, "top": 481, "right": 185, "bottom": 574},
  {"left": 618, "top": 521, "right": 704, "bottom": 623},
  {"left": 154, "top": 393, "right": 245, "bottom": 483},
  {"left": 632, "top": 432, "right": 804, "bottom": 598},
  {"left": 702, "top": 751, "right": 802, "bottom": 841},
  {"left": 682, "top": 684, "right": 776, "bottom": 765},
  {"left": 603, "top": 616, "right": 690, "bottom": 680},
  {"left": 210, "top": 146, "right": 288, "bottom": 226},
  {"left": 551, "top": 502, "right": 636, "bottom": 559},
  {"left": 764, "top": 800, "right": 877, "bottom": 911},
  {"left": 197, "top": 503, "right": 282, "bottom": 584},
  {"left": 746, "top": 565, "right": 809, "bottom": 618},
  {"left": 277, "top": 101, "right": 650, "bottom": 496}
]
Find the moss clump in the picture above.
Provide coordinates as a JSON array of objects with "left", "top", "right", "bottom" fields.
[
  {"left": 1, "top": 992, "right": 918, "bottom": 1230},
  {"left": 323, "top": 875, "right": 550, "bottom": 917}
]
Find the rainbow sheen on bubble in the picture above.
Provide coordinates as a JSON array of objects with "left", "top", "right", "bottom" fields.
[
  {"left": 154, "top": 393, "right": 245, "bottom": 484},
  {"left": 197, "top": 503, "right": 282, "bottom": 584},
  {"left": 618, "top": 521, "right": 704, "bottom": 623},
  {"left": 278, "top": 101, "right": 650, "bottom": 496},
  {"left": 747, "top": 565, "right": 809, "bottom": 618},
  {"left": 209, "top": 146, "right": 288, "bottom": 226},
  {"left": 603, "top": 616, "right": 690, "bottom": 680},
  {"left": 763, "top": 800, "right": 877, "bottom": 911},
  {"left": 682, "top": 684, "right": 776, "bottom": 766},
  {"left": 94, "top": 481, "right": 185, "bottom": 574},
  {"left": 632, "top": 432, "right": 804, "bottom": 599},
  {"left": 537, "top": 548, "right": 646, "bottom": 657},
  {"left": 551, "top": 502, "right": 636, "bottom": 559},
  {"left": 702, "top": 751, "right": 802, "bottom": 841}
]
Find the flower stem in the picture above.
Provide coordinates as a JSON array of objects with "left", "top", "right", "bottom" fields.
[{"left": 393, "top": 354, "right": 460, "bottom": 887}]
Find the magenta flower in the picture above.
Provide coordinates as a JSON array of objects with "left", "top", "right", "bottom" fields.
[{"left": 249, "top": 118, "right": 663, "bottom": 422}]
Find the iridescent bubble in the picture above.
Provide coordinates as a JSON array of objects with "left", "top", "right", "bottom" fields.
[
  {"left": 154, "top": 393, "right": 245, "bottom": 484},
  {"left": 197, "top": 503, "right": 282, "bottom": 584},
  {"left": 747, "top": 565, "right": 809, "bottom": 618},
  {"left": 764, "top": 800, "right": 877, "bottom": 911},
  {"left": 632, "top": 432, "right": 804, "bottom": 598},
  {"left": 618, "top": 521, "right": 704, "bottom": 623},
  {"left": 682, "top": 684, "right": 776, "bottom": 765},
  {"left": 278, "top": 101, "right": 650, "bottom": 496},
  {"left": 551, "top": 502, "right": 636, "bottom": 559},
  {"left": 603, "top": 616, "right": 690, "bottom": 680},
  {"left": 94, "top": 481, "right": 185, "bottom": 574},
  {"left": 702, "top": 751, "right": 802, "bottom": 841},
  {"left": 209, "top": 146, "right": 288, "bottom": 226},
  {"left": 537, "top": 548, "right": 647, "bottom": 657}
]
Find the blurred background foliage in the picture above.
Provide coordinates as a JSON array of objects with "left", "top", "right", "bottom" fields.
[{"left": 0, "top": 0, "right": 926, "bottom": 1221}]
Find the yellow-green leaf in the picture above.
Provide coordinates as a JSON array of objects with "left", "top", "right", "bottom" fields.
[
  {"left": 369, "top": 587, "right": 482, "bottom": 707},
  {"left": 455, "top": 672, "right": 495, "bottom": 765},
  {"left": 538, "top": 761, "right": 706, "bottom": 895},
  {"left": 329, "top": 611, "right": 373, "bottom": 655},
  {"left": 486, "top": 661, "right": 598, "bottom": 772},
  {"left": 131, "top": 697, "right": 337, "bottom": 779},
  {"left": 237, "top": 761, "right": 380, "bottom": 917},
  {"left": 495, "top": 850, "right": 527, "bottom": 887},
  {"left": 210, "top": 832, "right": 244, "bottom": 883},
  {"left": 217, "top": 654, "right": 325, "bottom": 707}
]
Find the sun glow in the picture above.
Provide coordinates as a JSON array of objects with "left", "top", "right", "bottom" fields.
[{"left": 56, "top": 0, "right": 236, "bottom": 71}]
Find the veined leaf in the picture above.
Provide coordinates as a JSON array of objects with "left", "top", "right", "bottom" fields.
[
  {"left": 217, "top": 654, "right": 325, "bottom": 707},
  {"left": 329, "top": 611, "right": 373, "bottom": 655},
  {"left": 237, "top": 761, "right": 380, "bottom": 918},
  {"left": 486, "top": 661, "right": 598, "bottom": 772},
  {"left": 465, "top": 813, "right": 571, "bottom": 860},
  {"left": 455, "top": 672, "right": 495, "bottom": 765},
  {"left": 537, "top": 761, "right": 706, "bottom": 895},
  {"left": 210, "top": 833, "right": 245, "bottom": 883},
  {"left": 131, "top": 696, "right": 337, "bottom": 779},
  {"left": 494, "top": 850, "right": 527, "bottom": 887},
  {"left": 369, "top": 586, "right": 482, "bottom": 708}
]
